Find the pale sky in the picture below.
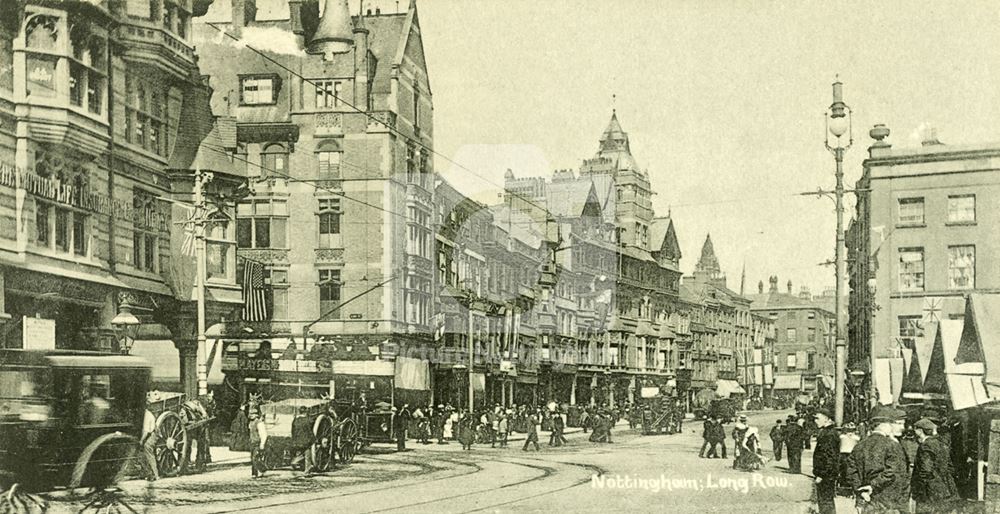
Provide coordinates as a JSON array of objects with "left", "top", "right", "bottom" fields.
[{"left": 382, "top": 0, "right": 1000, "bottom": 295}]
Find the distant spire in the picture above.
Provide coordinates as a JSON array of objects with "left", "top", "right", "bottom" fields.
[
  {"left": 740, "top": 261, "right": 746, "bottom": 296},
  {"left": 695, "top": 234, "right": 721, "bottom": 276}
]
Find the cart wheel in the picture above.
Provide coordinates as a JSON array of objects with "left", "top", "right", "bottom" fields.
[
  {"left": 154, "top": 411, "right": 189, "bottom": 478},
  {"left": 311, "top": 415, "right": 335, "bottom": 472},
  {"left": 70, "top": 433, "right": 138, "bottom": 491},
  {"left": 338, "top": 418, "right": 358, "bottom": 464}
]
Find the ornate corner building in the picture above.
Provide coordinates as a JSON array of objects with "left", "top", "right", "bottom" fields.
[{"left": 0, "top": 0, "right": 245, "bottom": 385}]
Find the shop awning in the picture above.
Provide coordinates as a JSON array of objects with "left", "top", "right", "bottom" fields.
[
  {"left": 515, "top": 374, "right": 538, "bottom": 384},
  {"left": 772, "top": 374, "right": 802, "bottom": 390},
  {"left": 331, "top": 360, "right": 394, "bottom": 376},
  {"left": 901, "top": 323, "right": 937, "bottom": 396},
  {"left": 395, "top": 357, "right": 430, "bottom": 391},
  {"left": 874, "top": 357, "right": 906, "bottom": 405},
  {"left": 716, "top": 379, "right": 746, "bottom": 397},
  {"left": 956, "top": 294, "right": 1000, "bottom": 388}
]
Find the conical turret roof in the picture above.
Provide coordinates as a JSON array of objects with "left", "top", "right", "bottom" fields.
[
  {"left": 696, "top": 234, "right": 721, "bottom": 274},
  {"left": 600, "top": 111, "right": 627, "bottom": 143}
]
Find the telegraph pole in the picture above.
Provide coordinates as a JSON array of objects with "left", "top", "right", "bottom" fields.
[{"left": 193, "top": 169, "right": 214, "bottom": 397}]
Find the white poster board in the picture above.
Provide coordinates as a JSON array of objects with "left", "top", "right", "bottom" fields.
[{"left": 23, "top": 316, "right": 55, "bottom": 351}]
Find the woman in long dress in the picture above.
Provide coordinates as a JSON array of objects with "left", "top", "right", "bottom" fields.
[
  {"left": 457, "top": 411, "right": 476, "bottom": 450},
  {"left": 444, "top": 409, "right": 456, "bottom": 440},
  {"left": 735, "top": 426, "right": 765, "bottom": 471}
]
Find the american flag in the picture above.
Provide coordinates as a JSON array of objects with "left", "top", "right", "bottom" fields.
[{"left": 241, "top": 260, "right": 268, "bottom": 321}]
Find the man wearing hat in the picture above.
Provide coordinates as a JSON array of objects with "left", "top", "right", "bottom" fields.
[
  {"left": 812, "top": 408, "right": 839, "bottom": 514},
  {"left": 846, "top": 405, "right": 910, "bottom": 513},
  {"left": 911, "top": 418, "right": 959, "bottom": 513},
  {"left": 784, "top": 414, "right": 806, "bottom": 473}
]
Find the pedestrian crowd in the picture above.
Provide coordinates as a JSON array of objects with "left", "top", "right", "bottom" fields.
[
  {"left": 228, "top": 398, "right": 627, "bottom": 479},
  {"left": 763, "top": 405, "right": 962, "bottom": 514}
]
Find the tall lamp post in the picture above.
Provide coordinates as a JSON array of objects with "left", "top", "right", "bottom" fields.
[{"left": 825, "top": 80, "right": 852, "bottom": 425}]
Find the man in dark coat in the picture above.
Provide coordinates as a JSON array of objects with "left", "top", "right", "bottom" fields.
[
  {"left": 812, "top": 409, "right": 840, "bottom": 514},
  {"left": 290, "top": 406, "right": 315, "bottom": 474},
  {"left": 393, "top": 406, "right": 410, "bottom": 452},
  {"left": 784, "top": 415, "right": 805, "bottom": 473},
  {"left": 769, "top": 419, "right": 784, "bottom": 461},
  {"left": 711, "top": 416, "right": 727, "bottom": 459},
  {"left": 911, "top": 418, "right": 959, "bottom": 513},
  {"left": 523, "top": 413, "right": 541, "bottom": 451},
  {"left": 846, "top": 406, "right": 910, "bottom": 513},
  {"left": 699, "top": 417, "right": 714, "bottom": 458}
]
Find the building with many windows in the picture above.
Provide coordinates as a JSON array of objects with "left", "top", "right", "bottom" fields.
[
  {"left": 193, "top": 0, "right": 442, "bottom": 409},
  {"left": 0, "top": 0, "right": 245, "bottom": 396},
  {"left": 848, "top": 125, "right": 1000, "bottom": 404},
  {"left": 748, "top": 276, "right": 835, "bottom": 398}
]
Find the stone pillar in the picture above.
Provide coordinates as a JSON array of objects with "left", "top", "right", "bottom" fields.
[
  {"left": 570, "top": 375, "right": 577, "bottom": 405},
  {"left": 175, "top": 339, "right": 199, "bottom": 397},
  {"left": 590, "top": 376, "right": 598, "bottom": 406}
]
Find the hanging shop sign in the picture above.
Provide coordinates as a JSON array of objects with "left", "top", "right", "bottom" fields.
[{"left": 22, "top": 316, "right": 55, "bottom": 351}]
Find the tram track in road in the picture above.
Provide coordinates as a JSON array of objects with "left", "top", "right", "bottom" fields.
[
  {"left": 195, "top": 447, "right": 605, "bottom": 514},
  {"left": 197, "top": 453, "right": 484, "bottom": 514}
]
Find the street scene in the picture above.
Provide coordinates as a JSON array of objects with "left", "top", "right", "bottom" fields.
[{"left": 2, "top": 0, "right": 1000, "bottom": 512}]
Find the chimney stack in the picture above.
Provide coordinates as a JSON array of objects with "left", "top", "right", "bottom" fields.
[
  {"left": 921, "top": 126, "right": 943, "bottom": 146},
  {"left": 231, "top": 0, "right": 257, "bottom": 36},
  {"left": 758, "top": 280, "right": 764, "bottom": 294},
  {"left": 353, "top": 15, "right": 370, "bottom": 108},
  {"left": 768, "top": 276, "right": 778, "bottom": 293},
  {"left": 799, "top": 286, "right": 811, "bottom": 300},
  {"left": 786, "top": 280, "right": 792, "bottom": 295}
]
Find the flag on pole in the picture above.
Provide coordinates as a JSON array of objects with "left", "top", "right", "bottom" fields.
[
  {"left": 242, "top": 259, "right": 268, "bottom": 321},
  {"left": 180, "top": 221, "right": 196, "bottom": 257}
]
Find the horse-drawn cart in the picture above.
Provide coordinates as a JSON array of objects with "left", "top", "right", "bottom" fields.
[
  {"left": 640, "top": 395, "right": 683, "bottom": 435},
  {"left": 258, "top": 398, "right": 359, "bottom": 472},
  {"left": 145, "top": 391, "right": 215, "bottom": 477}
]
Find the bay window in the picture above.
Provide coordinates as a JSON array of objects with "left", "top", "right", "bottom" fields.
[
  {"left": 205, "top": 216, "right": 232, "bottom": 281},
  {"left": 24, "top": 14, "right": 59, "bottom": 98},
  {"left": 35, "top": 200, "right": 87, "bottom": 256},
  {"left": 124, "top": 73, "right": 168, "bottom": 156},
  {"left": 133, "top": 188, "right": 159, "bottom": 272}
]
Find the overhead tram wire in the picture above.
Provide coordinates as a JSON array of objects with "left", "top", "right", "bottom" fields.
[
  {"left": 203, "top": 21, "right": 566, "bottom": 223},
  {"left": 198, "top": 142, "right": 412, "bottom": 222},
  {"left": 206, "top": 22, "right": 820, "bottom": 221}
]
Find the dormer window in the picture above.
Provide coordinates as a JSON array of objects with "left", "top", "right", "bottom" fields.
[{"left": 240, "top": 74, "right": 279, "bottom": 106}]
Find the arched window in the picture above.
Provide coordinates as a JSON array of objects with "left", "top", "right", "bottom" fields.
[
  {"left": 317, "top": 198, "right": 342, "bottom": 249},
  {"left": 25, "top": 15, "right": 58, "bottom": 50},
  {"left": 315, "top": 140, "right": 342, "bottom": 179},
  {"left": 24, "top": 14, "right": 59, "bottom": 98},
  {"left": 261, "top": 143, "right": 287, "bottom": 178},
  {"left": 68, "top": 23, "right": 106, "bottom": 114}
]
